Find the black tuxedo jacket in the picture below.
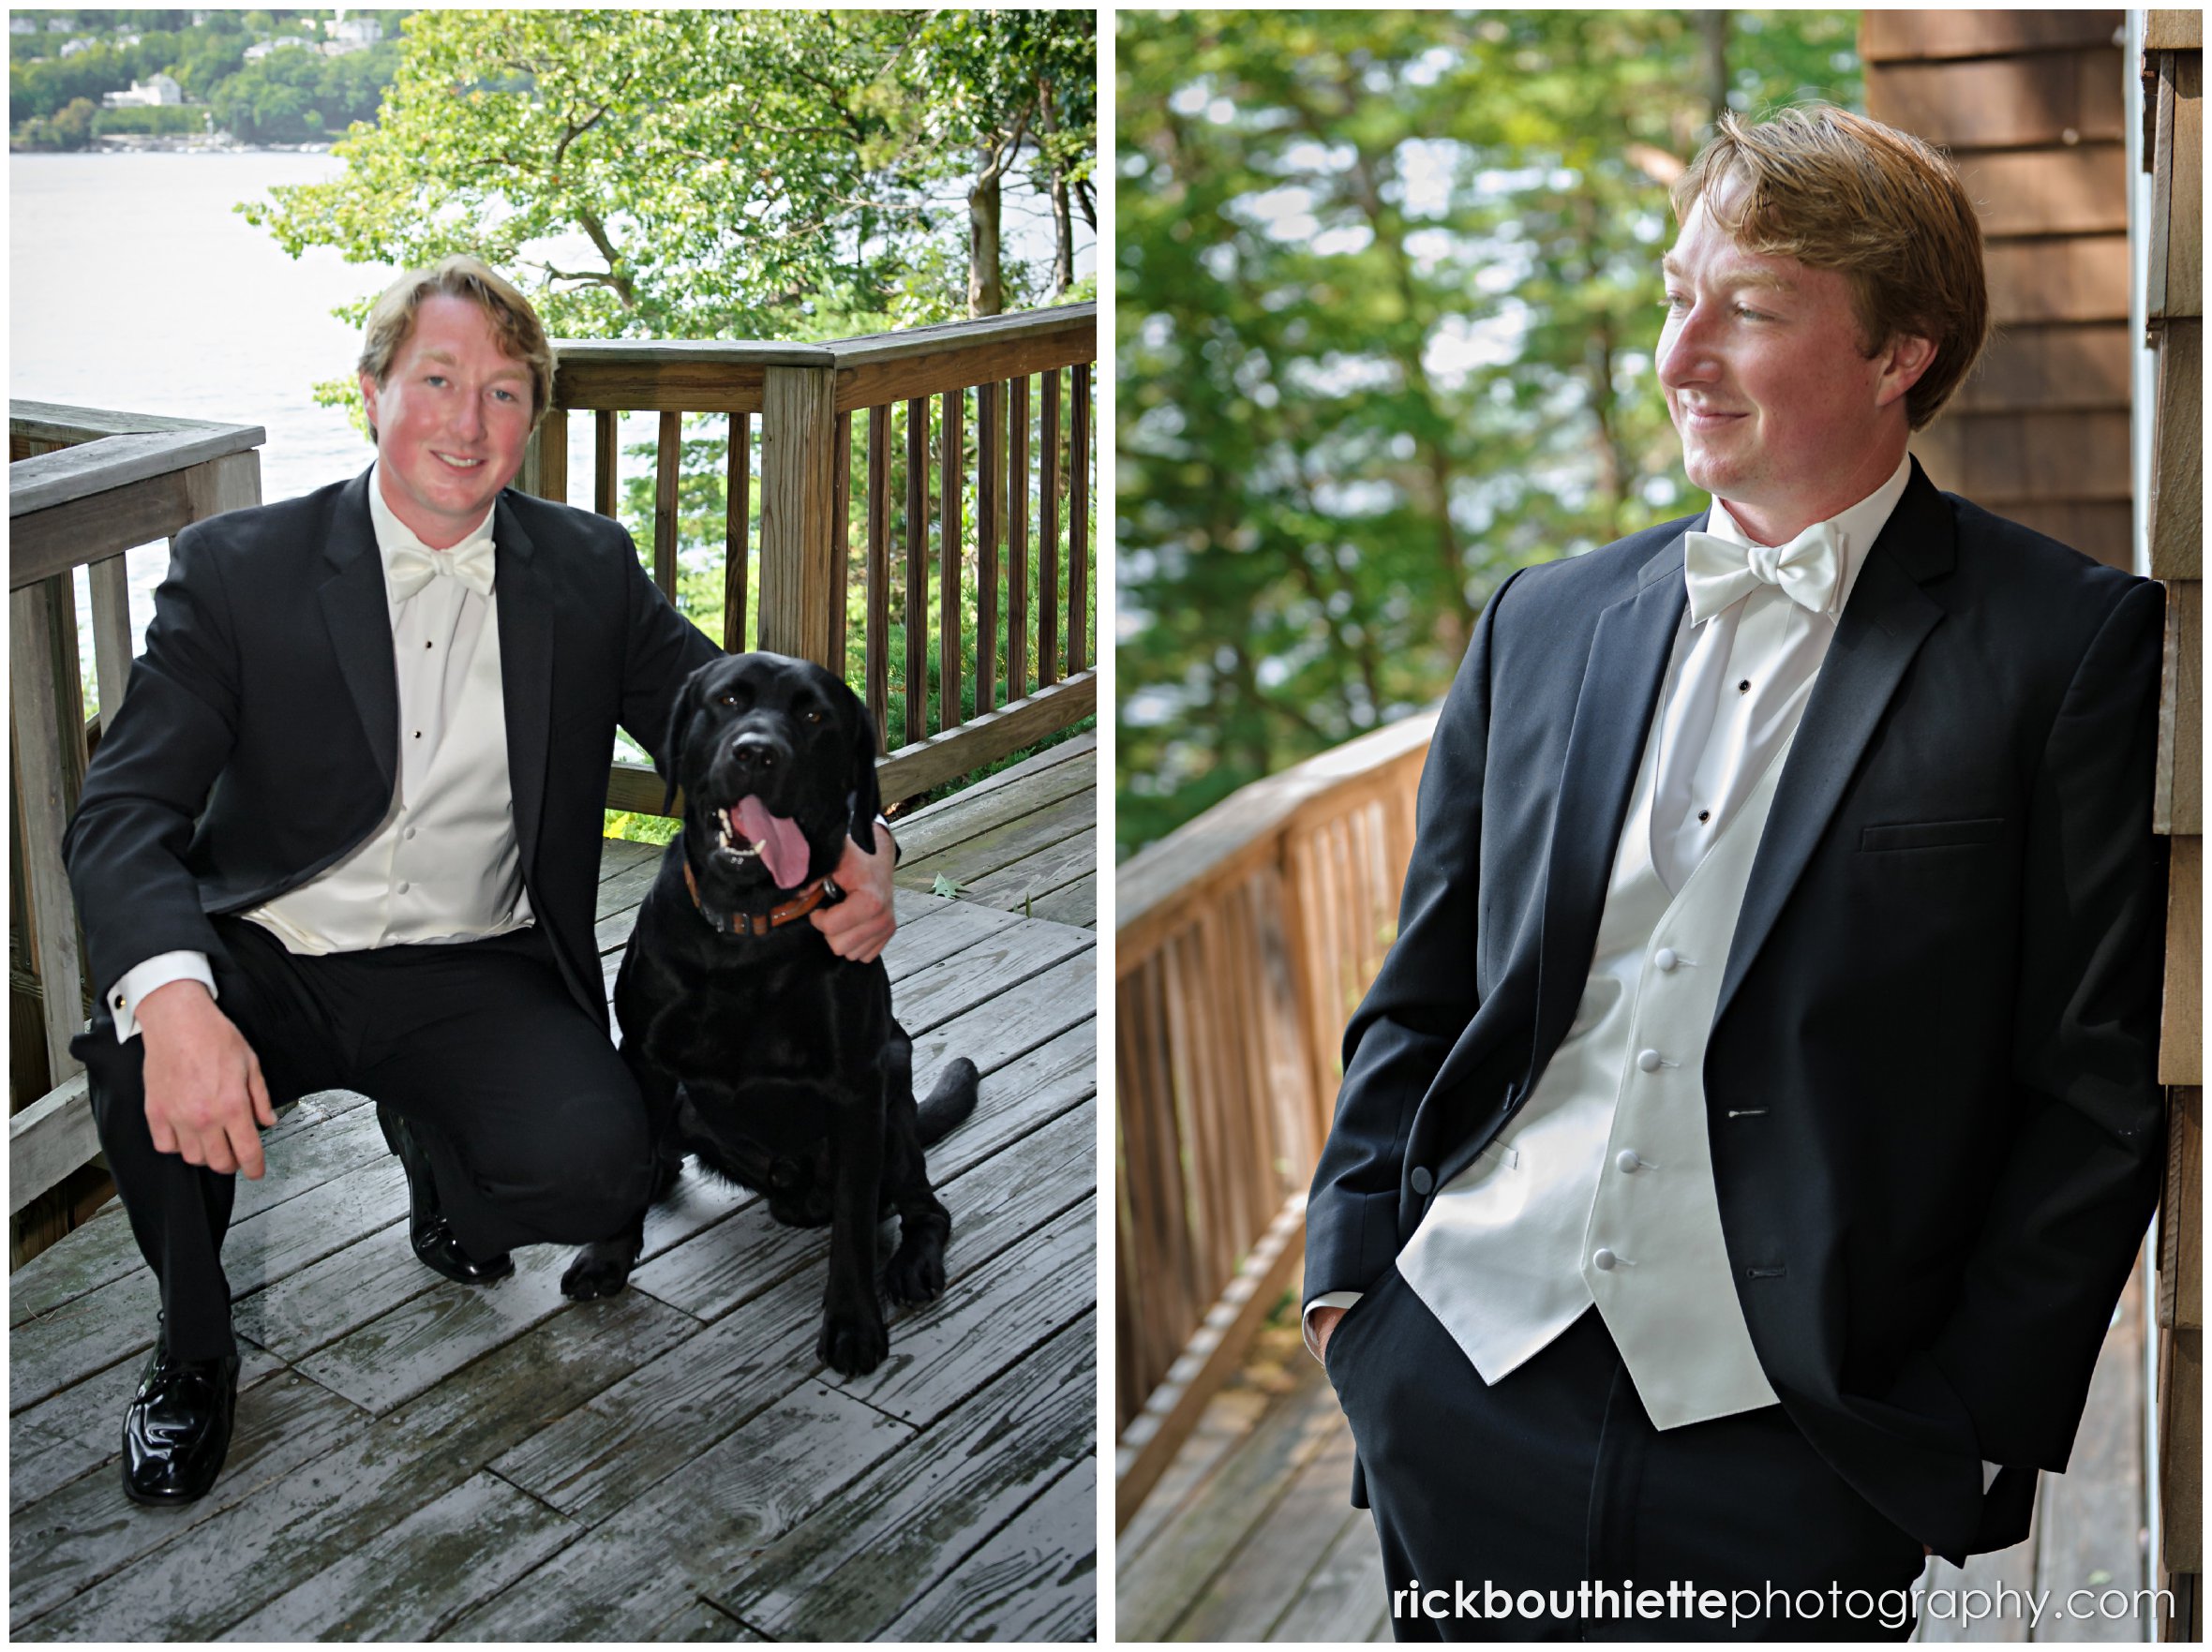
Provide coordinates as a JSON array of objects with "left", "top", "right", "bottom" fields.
[
  {"left": 1306, "top": 461, "right": 2168, "bottom": 1558},
  {"left": 63, "top": 467, "right": 721, "bottom": 1029}
]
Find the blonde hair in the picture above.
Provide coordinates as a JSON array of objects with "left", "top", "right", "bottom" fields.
[
  {"left": 356, "top": 256, "right": 556, "bottom": 441},
  {"left": 1672, "top": 105, "right": 1990, "bottom": 429}
]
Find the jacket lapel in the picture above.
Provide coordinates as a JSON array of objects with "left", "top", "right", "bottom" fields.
[
  {"left": 1525, "top": 534, "right": 1691, "bottom": 1089},
  {"left": 318, "top": 469, "right": 398, "bottom": 792},
  {"left": 493, "top": 491, "right": 554, "bottom": 879},
  {"left": 1713, "top": 462, "right": 1953, "bottom": 1028}
]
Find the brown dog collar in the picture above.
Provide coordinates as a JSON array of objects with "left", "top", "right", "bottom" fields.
[{"left": 683, "top": 859, "right": 838, "bottom": 938}]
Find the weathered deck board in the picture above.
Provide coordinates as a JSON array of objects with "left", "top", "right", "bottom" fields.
[
  {"left": 10, "top": 758, "right": 1099, "bottom": 1641},
  {"left": 893, "top": 735, "right": 1098, "bottom": 929},
  {"left": 1122, "top": 1271, "right": 2154, "bottom": 1645}
]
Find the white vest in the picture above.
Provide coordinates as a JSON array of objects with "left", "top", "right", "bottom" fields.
[
  {"left": 1397, "top": 702, "right": 1791, "bottom": 1430},
  {"left": 243, "top": 586, "right": 531, "bottom": 953}
]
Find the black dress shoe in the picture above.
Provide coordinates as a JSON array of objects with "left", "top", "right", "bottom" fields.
[
  {"left": 376, "top": 1103, "right": 514, "bottom": 1284},
  {"left": 123, "top": 1344, "right": 240, "bottom": 1505}
]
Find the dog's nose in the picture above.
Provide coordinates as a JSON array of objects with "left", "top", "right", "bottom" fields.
[{"left": 730, "top": 734, "right": 779, "bottom": 771}]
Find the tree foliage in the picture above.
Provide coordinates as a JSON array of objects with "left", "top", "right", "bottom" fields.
[
  {"left": 1115, "top": 8, "right": 1861, "bottom": 856},
  {"left": 207, "top": 38, "right": 399, "bottom": 144},
  {"left": 244, "top": 8, "right": 1094, "bottom": 344}
]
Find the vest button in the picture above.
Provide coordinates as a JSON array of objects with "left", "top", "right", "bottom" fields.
[
  {"left": 1653, "top": 947, "right": 1679, "bottom": 972},
  {"left": 1636, "top": 1048, "right": 1664, "bottom": 1072},
  {"left": 396, "top": 881, "right": 411, "bottom": 894},
  {"left": 1410, "top": 1166, "right": 1433, "bottom": 1196},
  {"left": 1592, "top": 1247, "right": 1618, "bottom": 1271},
  {"left": 1616, "top": 1149, "right": 1642, "bottom": 1173}
]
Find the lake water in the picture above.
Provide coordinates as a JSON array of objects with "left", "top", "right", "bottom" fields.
[{"left": 12, "top": 150, "right": 396, "bottom": 672}]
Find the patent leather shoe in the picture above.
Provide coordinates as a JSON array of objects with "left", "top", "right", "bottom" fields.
[
  {"left": 377, "top": 1103, "right": 514, "bottom": 1284},
  {"left": 123, "top": 1343, "right": 240, "bottom": 1505}
]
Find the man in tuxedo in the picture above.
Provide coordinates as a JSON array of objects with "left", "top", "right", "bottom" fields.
[
  {"left": 1305, "top": 107, "right": 2166, "bottom": 1640},
  {"left": 63, "top": 256, "right": 898, "bottom": 1506}
]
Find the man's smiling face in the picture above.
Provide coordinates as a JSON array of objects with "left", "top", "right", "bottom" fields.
[
  {"left": 359, "top": 292, "right": 535, "bottom": 549},
  {"left": 1656, "top": 193, "right": 1930, "bottom": 545}
]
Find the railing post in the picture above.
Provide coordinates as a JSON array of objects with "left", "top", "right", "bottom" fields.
[{"left": 757, "top": 362, "right": 843, "bottom": 670}]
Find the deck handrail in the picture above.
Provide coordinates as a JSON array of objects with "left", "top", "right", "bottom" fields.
[
  {"left": 532, "top": 301, "right": 1099, "bottom": 810},
  {"left": 9, "top": 405, "right": 266, "bottom": 1229},
  {"left": 1113, "top": 708, "right": 1437, "bottom": 1525}
]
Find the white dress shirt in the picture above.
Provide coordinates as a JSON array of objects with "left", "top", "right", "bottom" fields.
[{"left": 107, "top": 463, "right": 532, "bottom": 1037}]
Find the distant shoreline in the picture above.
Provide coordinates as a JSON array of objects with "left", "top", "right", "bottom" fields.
[{"left": 10, "top": 136, "right": 337, "bottom": 156}]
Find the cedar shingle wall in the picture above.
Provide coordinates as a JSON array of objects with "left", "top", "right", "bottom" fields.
[{"left": 1865, "top": 10, "right": 2136, "bottom": 568}]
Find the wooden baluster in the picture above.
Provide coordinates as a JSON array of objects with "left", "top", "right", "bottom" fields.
[
  {"left": 723, "top": 412, "right": 751, "bottom": 652},
  {"left": 834, "top": 409, "right": 853, "bottom": 678},
  {"left": 1070, "top": 362, "right": 1090, "bottom": 674},
  {"left": 11, "top": 574, "right": 89, "bottom": 1085},
  {"left": 977, "top": 380, "right": 1000, "bottom": 716},
  {"left": 904, "top": 396, "right": 928, "bottom": 744},
  {"left": 1009, "top": 376, "right": 1030, "bottom": 698},
  {"left": 86, "top": 554, "right": 132, "bottom": 734},
  {"left": 532, "top": 408, "right": 568, "bottom": 503},
  {"left": 594, "top": 409, "right": 619, "bottom": 518},
  {"left": 1039, "top": 366, "right": 1061, "bottom": 687},
  {"left": 938, "top": 389, "right": 962, "bottom": 733},
  {"left": 866, "top": 405, "right": 890, "bottom": 752},
  {"left": 652, "top": 411, "right": 680, "bottom": 603}
]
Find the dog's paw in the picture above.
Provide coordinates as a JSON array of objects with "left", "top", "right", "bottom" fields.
[
  {"left": 817, "top": 1310, "right": 889, "bottom": 1377},
  {"left": 882, "top": 1242, "right": 947, "bottom": 1307},
  {"left": 560, "top": 1240, "right": 636, "bottom": 1302}
]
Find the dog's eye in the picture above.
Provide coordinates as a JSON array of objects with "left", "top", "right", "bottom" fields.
[
  {"left": 803, "top": 709, "right": 824, "bottom": 725},
  {"left": 716, "top": 692, "right": 738, "bottom": 707}
]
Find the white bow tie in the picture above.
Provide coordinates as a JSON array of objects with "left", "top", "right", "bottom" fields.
[
  {"left": 1682, "top": 521, "right": 1842, "bottom": 625},
  {"left": 386, "top": 534, "right": 496, "bottom": 602}
]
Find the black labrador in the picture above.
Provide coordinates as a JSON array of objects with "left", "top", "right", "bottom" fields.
[{"left": 561, "top": 651, "right": 979, "bottom": 1377}]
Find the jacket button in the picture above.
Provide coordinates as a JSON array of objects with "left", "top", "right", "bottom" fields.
[
  {"left": 1592, "top": 1247, "right": 1619, "bottom": 1271},
  {"left": 1653, "top": 947, "right": 1679, "bottom": 972},
  {"left": 1616, "top": 1149, "right": 1642, "bottom": 1174},
  {"left": 1410, "top": 1167, "right": 1434, "bottom": 1196}
]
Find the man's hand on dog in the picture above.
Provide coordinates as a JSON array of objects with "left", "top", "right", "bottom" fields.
[
  {"left": 136, "top": 979, "right": 277, "bottom": 1179},
  {"left": 814, "top": 822, "right": 898, "bottom": 963}
]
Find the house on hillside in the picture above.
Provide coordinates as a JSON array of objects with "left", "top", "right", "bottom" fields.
[{"left": 101, "top": 74, "right": 184, "bottom": 110}]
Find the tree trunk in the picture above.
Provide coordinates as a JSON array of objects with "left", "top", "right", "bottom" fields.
[
  {"left": 1038, "top": 80, "right": 1075, "bottom": 297},
  {"left": 968, "top": 141, "right": 1004, "bottom": 318},
  {"left": 1696, "top": 10, "right": 1729, "bottom": 124}
]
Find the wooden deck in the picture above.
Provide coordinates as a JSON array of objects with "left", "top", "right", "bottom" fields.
[
  {"left": 1120, "top": 1258, "right": 2155, "bottom": 1644},
  {"left": 894, "top": 733, "right": 1097, "bottom": 930},
  {"left": 9, "top": 759, "right": 1099, "bottom": 1641}
]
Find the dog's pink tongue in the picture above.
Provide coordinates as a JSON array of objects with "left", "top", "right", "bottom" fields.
[{"left": 734, "top": 796, "right": 811, "bottom": 888}]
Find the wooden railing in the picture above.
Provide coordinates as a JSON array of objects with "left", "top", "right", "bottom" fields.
[
  {"left": 1113, "top": 710, "right": 1435, "bottom": 1525},
  {"left": 530, "top": 303, "right": 1099, "bottom": 811},
  {"left": 8, "top": 403, "right": 265, "bottom": 1228}
]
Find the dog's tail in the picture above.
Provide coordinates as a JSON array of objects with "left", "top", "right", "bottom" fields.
[{"left": 917, "top": 1056, "right": 980, "bottom": 1147}]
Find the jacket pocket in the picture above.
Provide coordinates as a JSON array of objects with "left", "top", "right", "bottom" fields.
[{"left": 1859, "top": 816, "right": 2006, "bottom": 853}]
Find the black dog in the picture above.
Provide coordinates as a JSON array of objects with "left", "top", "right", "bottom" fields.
[{"left": 561, "top": 651, "right": 979, "bottom": 1377}]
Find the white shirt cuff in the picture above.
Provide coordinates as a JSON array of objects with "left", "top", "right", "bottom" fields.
[
  {"left": 1303, "top": 1290, "right": 1365, "bottom": 1362},
  {"left": 109, "top": 951, "right": 216, "bottom": 1042}
]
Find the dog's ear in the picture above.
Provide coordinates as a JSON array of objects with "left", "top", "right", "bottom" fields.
[
  {"left": 846, "top": 687, "right": 883, "bottom": 854},
  {"left": 659, "top": 666, "right": 711, "bottom": 816}
]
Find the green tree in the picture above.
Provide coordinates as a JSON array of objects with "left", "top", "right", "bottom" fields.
[{"left": 1115, "top": 9, "right": 1860, "bottom": 856}]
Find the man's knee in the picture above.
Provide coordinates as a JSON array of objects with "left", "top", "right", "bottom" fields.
[{"left": 470, "top": 1089, "right": 653, "bottom": 1239}]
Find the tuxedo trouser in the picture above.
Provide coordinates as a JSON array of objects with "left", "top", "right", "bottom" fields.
[
  {"left": 1326, "top": 1267, "right": 1926, "bottom": 1643},
  {"left": 73, "top": 915, "right": 652, "bottom": 1362}
]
